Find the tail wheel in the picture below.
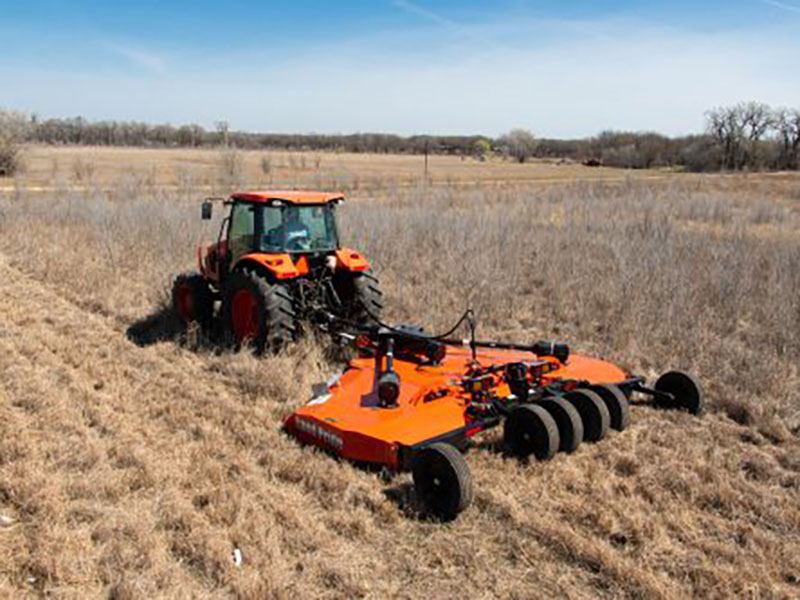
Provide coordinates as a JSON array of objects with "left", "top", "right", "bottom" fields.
[
  {"left": 337, "top": 270, "right": 384, "bottom": 324},
  {"left": 223, "top": 270, "right": 296, "bottom": 353},
  {"left": 589, "top": 384, "right": 631, "bottom": 431},
  {"left": 565, "top": 389, "right": 610, "bottom": 442},
  {"left": 654, "top": 371, "right": 704, "bottom": 415},
  {"left": 412, "top": 443, "right": 473, "bottom": 521},
  {"left": 538, "top": 397, "right": 584, "bottom": 453},
  {"left": 172, "top": 273, "right": 213, "bottom": 327},
  {"left": 504, "top": 404, "right": 560, "bottom": 460}
]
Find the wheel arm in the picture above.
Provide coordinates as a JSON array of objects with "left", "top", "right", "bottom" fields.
[{"left": 616, "top": 377, "right": 676, "bottom": 404}]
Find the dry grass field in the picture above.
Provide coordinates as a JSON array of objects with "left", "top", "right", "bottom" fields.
[
  {"left": 3, "top": 145, "right": 679, "bottom": 195},
  {"left": 1, "top": 148, "right": 800, "bottom": 598}
]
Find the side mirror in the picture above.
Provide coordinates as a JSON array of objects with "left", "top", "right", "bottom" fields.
[{"left": 201, "top": 201, "right": 213, "bottom": 220}]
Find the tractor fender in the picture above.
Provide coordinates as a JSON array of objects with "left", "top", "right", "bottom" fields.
[
  {"left": 233, "top": 253, "right": 300, "bottom": 281},
  {"left": 335, "top": 248, "right": 370, "bottom": 272},
  {"left": 198, "top": 240, "right": 226, "bottom": 283}
]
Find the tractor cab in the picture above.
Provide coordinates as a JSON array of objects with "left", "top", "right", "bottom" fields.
[
  {"left": 259, "top": 202, "right": 338, "bottom": 254},
  {"left": 198, "top": 191, "right": 366, "bottom": 284},
  {"left": 215, "top": 191, "right": 342, "bottom": 260},
  {"left": 178, "top": 190, "right": 383, "bottom": 352}
]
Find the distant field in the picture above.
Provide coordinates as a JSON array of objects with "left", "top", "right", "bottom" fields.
[
  {"left": 1, "top": 150, "right": 799, "bottom": 597},
  {"left": 5, "top": 144, "right": 800, "bottom": 201},
  {"left": 3, "top": 144, "right": 681, "bottom": 193}
]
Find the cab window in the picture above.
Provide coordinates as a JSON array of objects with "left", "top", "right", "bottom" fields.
[
  {"left": 260, "top": 206, "right": 284, "bottom": 251},
  {"left": 228, "top": 203, "right": 255, "bottom": 261}
]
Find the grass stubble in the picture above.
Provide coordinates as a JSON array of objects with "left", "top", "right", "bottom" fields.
[{"left": 0, "top": 171, "right": 799, "bottom": 598}]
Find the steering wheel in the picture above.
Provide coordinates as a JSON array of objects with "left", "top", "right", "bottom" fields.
[{"left": 286, "top": 233, "right": 311, "bottom": 251}]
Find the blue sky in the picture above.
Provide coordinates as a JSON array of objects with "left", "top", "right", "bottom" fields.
[{"left": 1, "top": 1, "right": 799, "bottom": 137}]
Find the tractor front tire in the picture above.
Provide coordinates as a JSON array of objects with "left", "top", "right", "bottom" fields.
[
  {"left": 223, "top": 270, "right": 296, "bottom": 353},
  {"left": 412, "top": 442, "right": 473, "bottom": 521},
  {"left": 172, "top": 272, "right": 214, "bottom": 328}
]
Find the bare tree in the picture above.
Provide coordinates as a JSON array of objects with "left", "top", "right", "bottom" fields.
[
  {"left": 707, "top": 102, "right": 776, "bottom": 171},
  {"left": 215, "top": 120, "right": 230, "bottom": 148},
  {"left": 0, "top": 109, "right": 30, "bottom": 176},
  {"left": 774, "top": 108, "right": 800, "bottom": 170},
  {"left": 706, "top": 106, "right": 743, "bottom": 170},
  {"left": 499, "top": 128, "right": 538, "bottom": 163},
  {"left": 738, "top": 101, "right": 774, "bottom": 170}
]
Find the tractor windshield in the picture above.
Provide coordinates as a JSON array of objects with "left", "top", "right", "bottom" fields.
[{"left": 258, "top": 204, "right": 338, "bottom": 253}]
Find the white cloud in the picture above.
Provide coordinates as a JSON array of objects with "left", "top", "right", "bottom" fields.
[
  {"left": 758, "top": 0, "right": 800, "bottom": 15},
  {"left": 392, "top": 0, "right": 460, "bottom": 29},
  {"left": 102, "top": 42, "right": 167, "bottom": 75}
]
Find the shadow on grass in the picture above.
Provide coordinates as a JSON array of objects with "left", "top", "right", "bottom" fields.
[
  {"left": 125, "top": 303, "right": 186, "bottom": 347},
  {"left": 125, "top": 304, "right": 353, "bottom": 365},
  {"left": 382, "top": 481, "right": 432, "bottom": 521},
  {"left": 125, "top": 303, "right": 225, "bottom": 350}
]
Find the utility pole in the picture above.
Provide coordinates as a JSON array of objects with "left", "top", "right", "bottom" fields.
[{"left": 424, "top": 139, "right": 429, "bottom": 183}]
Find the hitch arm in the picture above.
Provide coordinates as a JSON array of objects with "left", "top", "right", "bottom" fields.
[
  {"left": 441, "top": 337, "right": 569, "bottom": 359},
  {"left": 617, "top": 377, "right": 675, "bottom": 404}
]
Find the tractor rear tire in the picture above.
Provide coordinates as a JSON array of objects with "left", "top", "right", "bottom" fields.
[
  {"left": 412, "top": 443, "right": 473, "bottom": 521},
  {"left": 223, "top": 270, "right": 296, "bottom": 353},
  {"left": 565, "top": 389, "right": 610, "bottom": 442},
  {"left": 339, "top": 270, "right": 384, "bottom": 324},
  {"left": 504, "top": 404, "right": 560, "bottom": 460},
  {"left": 589, "top": 384, "right": 630, "bottom": 431},
  {"left": 654, "top": 371, "right": 704, "bottom": 415},
  {"left": 172, "top": 272, "right": 214, "bottom": 328},
  {"left": 538, "top": 397, "right": 584, "bottom": 453}
]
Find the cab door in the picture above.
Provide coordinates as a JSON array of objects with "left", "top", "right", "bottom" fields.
[{"left": 228, "top": 202, "right": 256, "bottom": 263}]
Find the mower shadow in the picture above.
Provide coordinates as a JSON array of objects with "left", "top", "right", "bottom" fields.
[
  {"left": 468, "top": 436, "right": 523, "bottom": 461},
  {"left": 338, "top": 461, "right": 439, "bottom": 522},
  {"left": 379, "top": 440, "right": 519, "bottom": 524},
  {"left": 381, "top": 481, "right": 458, "bottom": 522},
  {"left": 382, "top": 482, "right": 426, "bottom": 519}
]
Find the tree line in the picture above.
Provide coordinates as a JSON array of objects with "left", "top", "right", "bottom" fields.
[
  {"left": 1, "top": 102, "right": 799, "bottom": 177},
  {"left": 500, "top": 102, "right": 799, "bottom": 172},
  {"left": 705, "top": 102, "right": 800, "bottom": 171},
  {"left": 27, "top": 115, "right": 490, "bottom": 157}
]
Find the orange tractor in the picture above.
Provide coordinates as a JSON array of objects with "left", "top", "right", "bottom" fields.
[
  {"left": 285, "top": 313, "right": 704, "bottom": 520},
  {"left": 172, "top": 191, "right": 383, "bottom": 351}
]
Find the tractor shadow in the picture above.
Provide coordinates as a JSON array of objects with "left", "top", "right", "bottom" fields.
[
  {"left": 125, "top": 305, "right": 351, "bottom": 364},
  {"left": 125, "top": 304, "right": 183, "bottom": 347},
  {"left": 125, "top": 304, "right": 227, "bottom": 351}
]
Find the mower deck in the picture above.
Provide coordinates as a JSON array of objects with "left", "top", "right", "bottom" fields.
[
  {"left": 285, "top": 345, "right": 627, "bottom": 470},
  {"left": 283, "top": 324, "right": 703, "bottom": 520}
]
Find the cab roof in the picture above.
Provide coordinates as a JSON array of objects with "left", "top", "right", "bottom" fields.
[{"left": 230, "top": 190, "right": 345, "bottom": 205}]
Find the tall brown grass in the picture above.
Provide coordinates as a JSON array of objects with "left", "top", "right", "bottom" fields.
[{"left": 0, "top": 176, "right": 799, "bottom": 597}]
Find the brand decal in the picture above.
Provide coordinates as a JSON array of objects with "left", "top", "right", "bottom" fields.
[{"left": 294, "top": 417, "right": 344, "bottom": 450}]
